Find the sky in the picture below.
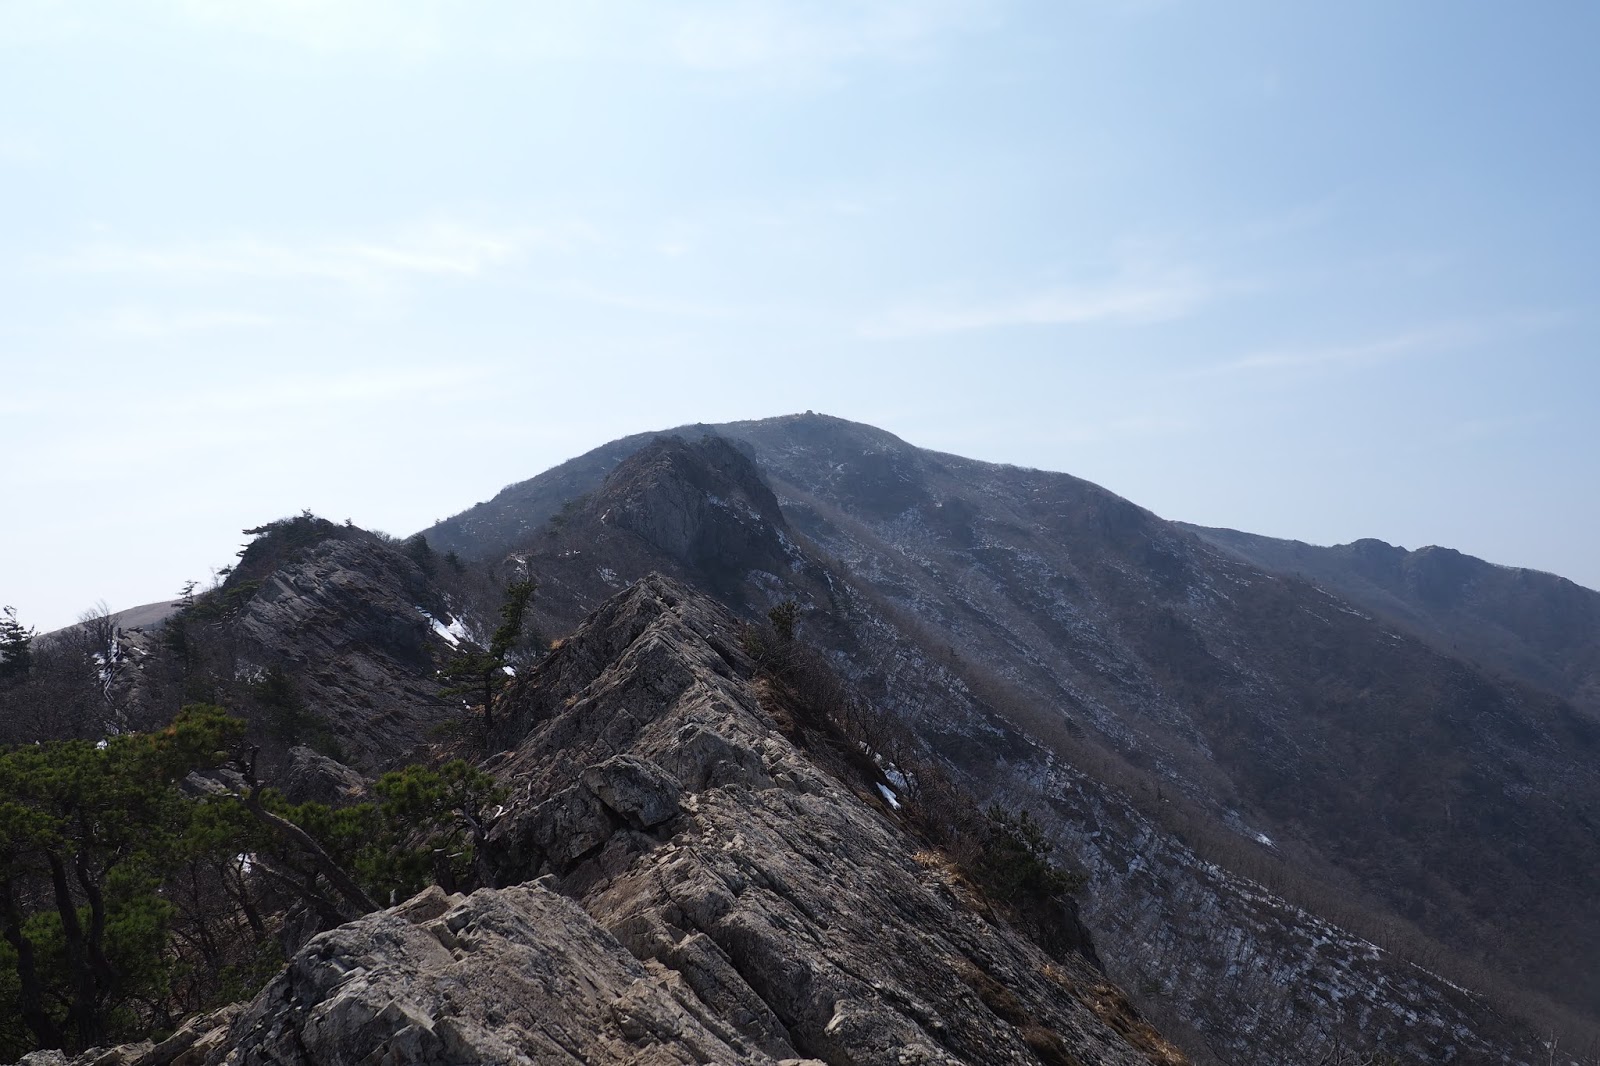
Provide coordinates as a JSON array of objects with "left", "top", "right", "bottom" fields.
[{"left": 3, "top": 0, "right": 1598, "bottom": 631}]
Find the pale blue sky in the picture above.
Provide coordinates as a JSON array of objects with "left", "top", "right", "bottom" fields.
[{"left": 3, "top": 0, "right": 1597, "bottom": 630}]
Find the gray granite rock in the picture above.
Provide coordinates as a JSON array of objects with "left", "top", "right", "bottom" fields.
[
  {"left": 475, "top": 575, "right": 1176, "bottom": 1066},
  {"left": 278, "top": 745, "right": 371, "bottom": 806},
  {"left": 28, "top": 577, "right": 1177, "bottom": 1066}
]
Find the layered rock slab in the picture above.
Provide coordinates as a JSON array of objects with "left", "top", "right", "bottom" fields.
[
  {"left": 224, "top": 883, "right": 809, "bottom": 1065},
  {"left": 52, "top": 574, "right": 1175, "bottom": 1066},
  {"left": 480, "top": 574, "right": 1178, "bottom": 1066}
]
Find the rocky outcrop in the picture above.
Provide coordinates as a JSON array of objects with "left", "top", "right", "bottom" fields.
[
  {"left": 14, "top": 1004, "right": 243, "bottom": 1066},
  {"left": 508, "top": 435, "right": 834, "bottom": 646},
  {"left": 77, "top": 520, "right": 466, "bottom": 776},
  {"left": 478, "top": 574, "right": 1179, "bottom": 1066},
  {"left": 597, "top": 436, "right": 793, "bottom": 585},
  {"left": 132, "top": 575, "right": 1177, "bottom": 1066},
  {"left": 277, "top": 745, "right": 371, "bottom": 806},
  {"left": 224, "top": 884, "right": 825, "bottom": 1066},
  {"left": 422, "top": 428, "right": 672, "bottom": 561},
  {"left": 228, "top": 535, "right": 458, "bottom": 771}
]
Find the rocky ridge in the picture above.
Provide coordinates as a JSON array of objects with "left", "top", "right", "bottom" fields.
[
  {"left": 223, "top": 529, "right": 460, "bottom": 771},
  {"left": 1183, "top": 525, "right": 1600, "bottom": 718},
  {"left": 100, "top": 517, "right": 469, "bottom": 776},
  {"left": 481, "top": 574, "right": 1180, "bottom": 1066},
  {"left": 521, "top": 435, "right": 824, "bottom": 632},
  {"left": 17, "top": 575, "right": 1183, "bottom": 1066}
]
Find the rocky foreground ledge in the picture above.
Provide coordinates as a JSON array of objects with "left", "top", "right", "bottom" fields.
[{"left": 16, "top": 575, "right": 1181, "bottom": 1066}]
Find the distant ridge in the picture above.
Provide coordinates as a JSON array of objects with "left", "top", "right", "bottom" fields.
[{"left": 1184, "top": 523, "right": 1600, "bottom": 716}]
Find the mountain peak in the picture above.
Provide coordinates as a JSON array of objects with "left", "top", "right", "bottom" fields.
[{"left": 583, "top": 434, "right": 797, "bottom": 593}]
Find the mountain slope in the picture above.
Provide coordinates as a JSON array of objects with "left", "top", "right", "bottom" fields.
[
  {"left": 420, "top": 413, "right": 1600, "bottom": 1047},
  {"left": 58, "top": 576, "right": 1184, "bottom": 1066},
  {"left": 1182, "top": 525, "right": 1600, "bottom": 717},
  {"left": 484, "top": 574, "right": 1181, "bottom": 1065},
  {"left": 715, "top": 416, "right": 1600, "bottom": 1029},
  {"left": 515, "top": 433, "right": 826, "bottom": 633},
  {"left": 88, "top": 514, "right": 473, "bottom": 776},
  {"left": 425, "top": 427, "right": 689, "bottom": 561}
]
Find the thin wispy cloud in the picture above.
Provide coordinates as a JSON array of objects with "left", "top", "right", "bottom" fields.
[
  {"left": 1438, "top": 412, "right": 1550, "bottom": 444},
  {"left": 531, "top": 281, "right": 765, "bottom": 324},
  {"left": 0, "top": 0, "right": 90, "bottom": 46},
  {"left": 0, "top": 136, "right": 45, "bottom": 164},
  {"left": 1, "top": 364, "right": 492, "bottom": 432},
  {"left": 669, "top": 0, "right": 986, "bottom": 82},
  {"left": 164, "top": 0, "right": 450, "bottom": 56},
  {"left": 864, "top": 267, "right": 1216, "bottom": 337},
  {"left": 1208, "top": 325, "right": 1471, "bottom": 376},
  {"left": 56, "top": 0, "right": 991, "bottom": 77},
  {"left": 1050, "top": 414, "right": 1195, "bottom": 444},
  {"left": 182, "top": 365, "right": 493, "bottom": 414},
  {"left": 2, "top": 0, "right": 547, "bottom": 59},
  {"left": 57, "top": 221, "right": 586, "bottom": 290},
  {"left": 1192, "top": 313, "right": 1565, "bottom": 379},
  {"left": 89, "top": 307, "right": 278, "bottom": 338},
  {"left": 8, "top": 377, "right": 482, "bottom": 492}
]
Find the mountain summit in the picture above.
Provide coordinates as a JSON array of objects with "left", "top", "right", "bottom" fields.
[{"left": 424, "top": 413, "right": 1600, "bottom": 1057}]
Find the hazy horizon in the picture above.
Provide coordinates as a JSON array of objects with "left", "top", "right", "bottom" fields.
[{"left": 24, "top": 406, "right": 1600, "bottom": 633}]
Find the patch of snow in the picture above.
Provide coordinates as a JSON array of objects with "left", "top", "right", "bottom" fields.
[
  {"left": 876, "top": 783, "right": 902, "bottom": 809},
  {"left": 430, "top": 616, "right": 461, "bottom": 646},
  {"left": 417, "top": 606, "right": 470, "bottom": 648}
]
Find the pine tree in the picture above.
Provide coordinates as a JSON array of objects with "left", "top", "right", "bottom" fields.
[
  {"left": 0, "top": 705, "right": 243, "bottom": 1053},
  {"left": 439, "top": 579, "right": 536, "bottom": 747},
  {"left": 0, "top": 607, "right": 33, "bottom": 685}
]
